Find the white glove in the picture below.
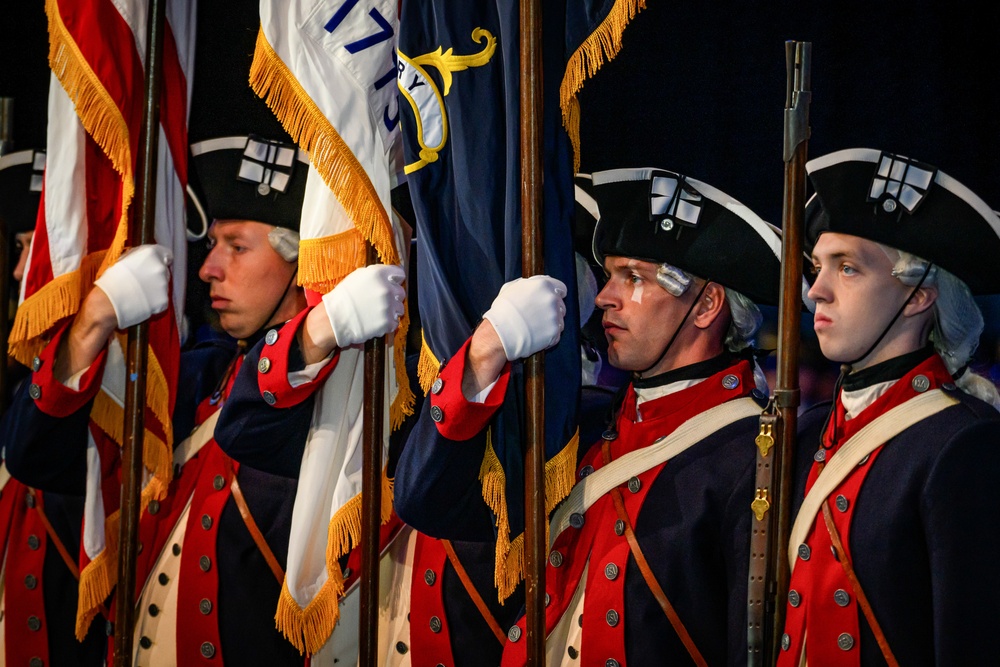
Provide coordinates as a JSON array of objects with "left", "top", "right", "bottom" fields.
[
  {"left": 483, "top": 275, "right": 567, "bottom": 361},
  {"left": 93, "top": 244, "right": 173, "bottom": 329},
  {"left": 323, "top": 264, "right": 406, "bottom": 348}
]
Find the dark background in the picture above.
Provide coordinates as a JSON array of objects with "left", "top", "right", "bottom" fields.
[{"left": 576, "top": 1, "right": 1000, "bottom": 407}]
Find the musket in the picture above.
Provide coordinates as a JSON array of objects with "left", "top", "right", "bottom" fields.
[
  {"left": 0, "top": 97, "right": 12, "bottom": 416},
  {"left": 746, "top": 40, "right": 810, "bottom": 666},
  {"left": 520, "top": 0, "right": 546, "bottom": 664},
  {"left": 359, "top": 240, "right": 386, "bottom": 666},
  {"left": 114, "top": 0, "right": 166, "bottom": 663}
]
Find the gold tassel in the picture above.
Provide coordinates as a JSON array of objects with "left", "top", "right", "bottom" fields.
[
  {"left": 297, "top": 230, "right": 366, "bottom": 294},
  {"left": 75, "top": 507, "right": 121, "bottom": 640},
  {"left": 416, "top": 332, "right": 441, "bottom": 395},
  {"left": 559, "top": 0, "right": 647, "bottom": 172},
  {"left": 389, "top": 297, "right": 415, "bottom": 430},
  {"left": 250, "top": 29, "right": 399, "bottom": 268}
]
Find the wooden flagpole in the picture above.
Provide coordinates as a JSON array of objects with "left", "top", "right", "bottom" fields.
[
  {"left": 519, "top": 0, "right": 546, "bottom": 664},
  {"left": 114, "top": 0, "right": 166, "bottom": 662}
]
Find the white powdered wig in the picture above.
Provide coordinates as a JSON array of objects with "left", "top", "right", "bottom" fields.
[
  {"left": 655, "top": 262, "right": 693, "bottom": 297},
  {"left": 268, "top": 227, "right": 300, "bottom": 262},
  {"left": 883, "top": 245, "right": 1000, "bottom": 410}
]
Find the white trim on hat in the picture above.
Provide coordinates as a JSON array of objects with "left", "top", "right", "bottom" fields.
[
  {"left": 807, "top": 147, "right": 1000, "bottom": 240},
  {"left": 591, "top": 167, "right": 782, "bottom": 261},
  {"left": 0, "top": 149, "right": 34, "bottom": 171},
  {"left": 190, "top": 136, "right": 310, "bottom": 164}
]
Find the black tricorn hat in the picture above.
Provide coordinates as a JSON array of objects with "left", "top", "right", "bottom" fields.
[
  {"left": 186, "top": 0, "right": 307, "bottom": 231},
  {"left": 587, "top": 167, "right": 782, "bottom": 306},
  {"left": 0, "top": 151, "right": 45, "bottom": 235},
  {"left": 805, "top": 148, "right": 1000, "bottom": 295}
]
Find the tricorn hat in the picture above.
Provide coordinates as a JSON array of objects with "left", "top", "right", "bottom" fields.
[
  {"left": 587, "top": 167, "right": 782, "bottom": 306},
  {"left": 186, "top": 0, "right": 307, "bottom": 231},
  {"left": 805, "top": 148, "right": 1000, "bottom": 295}
]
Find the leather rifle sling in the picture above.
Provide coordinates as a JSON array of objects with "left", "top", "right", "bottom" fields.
[
  {"left": 747, "top": 410, "right": 778, "bottom": 653},
  {"left": 604, "top": 441, "right": 708, "bottom": 667},
  {"left": 440, "top": 539, "right": 507, "bottom": 644},
  {"left": 820, "top": 498, "right": 899, "bottom": 666},
  {"left": 224, "top": 458, "right": 284, "bottom": 584}
]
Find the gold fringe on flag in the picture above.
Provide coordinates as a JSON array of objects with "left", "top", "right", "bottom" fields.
[
  {"left": 416, "top": 332, "right": 441, "bottom": 395},
  {"left": 480, "top": 429, "right": 580, "bottom": 602},
  {"left": 390, "top": 299, "right": 415, "bottom": 430},
  {"left": 249, "top": 29, "right": 399, "bottom": 269},
  {"left": 274, "top": 469, "right": 395, "bottom": 654},
  {"left": 297, "top": 230, "right": 367, "bottom": 295},
  {"left": 559, "top": 0, "right": 647, "bottom": 172}
]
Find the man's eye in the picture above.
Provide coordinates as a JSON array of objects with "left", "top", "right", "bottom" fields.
[
  {"left": 841, "top": 264, "right": 857, "bottom": 276},
  {"left": 629, "top": 273, "right": 642, "bottom": 284}
]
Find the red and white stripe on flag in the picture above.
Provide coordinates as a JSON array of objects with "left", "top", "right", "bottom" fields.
[
  {"left": 12, "top": 0, "right": 195, "bottom": 639},
  {"left": 251, "top": 0, "right": 412, "bottom": 656}
]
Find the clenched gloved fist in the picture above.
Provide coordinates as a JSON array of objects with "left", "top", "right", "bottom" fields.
[
  {"left": 93, "top": 244, "right": 173, "bottom": 329},
  {"left": 483, "top": 275, "right": 567, "bottom": 361},
  {"left": 323, "top": 264, "right": 406, "bottom": 348}
]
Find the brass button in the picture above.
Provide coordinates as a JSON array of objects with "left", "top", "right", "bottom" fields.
[
  {"left": 201, "top": 514, "right": 213, "bottom": 530},
  {"left": 722, "top": 374, "right": 740, "bottom": 389},
  {"left": 148, "top": 500, "right": 160, "bottom": 515},
  {"left": 605, "top": 609, "right": 619, "bottom": 627},
  {"left": 549, "top": 550, "right": 564, "bottom": 568},
  {"left": 258, "top": 357, "right": 271, "bottom": 374},
  {"left": 834, "top": 589, "right": 851, "bottom": 607},
  {"left": 788, "top": 590, "right": 801, "bottom": 607},
  {"left": 430, "top": 405, "right": 444, "bottom": 423},
  {"left": 257, "top": 182, "right": 271, "bottom": 196},
  {"left": 579, "top": 465, "right": 594, "bottom": 478},
  {"left": 213, "top": 475, "right": 225, "bottom": 491},
  {"left": 837, "top": 633, "right": 855, "bottom": 650},
  {"left": 606, "top": 659, "right": 621, "bottom": 667},
  {"left": 28, "top": 383, "right": 42, "bottom": 400},
  {"left": 32, "top": 356, "right": 42, "bottom": 372},
  {"left": 29, "top": 658, "right": 43, "bottom": 667},
  {"left": 200, "top": 599, "right": 213, "bottom": 615},
  {"left": 27, "top": 534, "right": 40, "bottom": 550},
  {"left": 781, "top": 633, "right": 791, "bottom": 651},
  {"left": 797, "top": 544, "right": 811, "bottom": 561},
  {"left": 602, "top": 429, "right": 618, "bottom": 441},
  {"left": 431, "top": 378, "right": 443, "bottom": 394},
  {"left": 814, "top": 449, "right": 827, "bottom": 463},
  {"left": 199, "top": 555, "right": 212, "bottom": 572},
  {"left": 27, "top": 615, "right": 41, "bottom": 631},
  {"left": 424, "top": 569, "right": 436, "bottom": 586},
  {"left": 911, "top": 374, "right": 930, "bottom": 393},
  {"left": 262, "top": 391, "right": 277, "bottom": 405},
  {"left": 614, "top": 519, "right": 625, "bottom": 536},
  {"left": 507, "top": 625, "right": 522, "bottom": 642},
  {"left": 627, "top": 476, "right": 641, "bottom": 493},
  {"left": 604, "top": 563, "right": 619, "bottom": 581},
  {"left": 265, "top": 329, "right": 279, "bottom": 345},
  {"left": 200, "top": 642, "right": 216, "bottom": 659},
  {"left": 25, "top": 492, "right": 36, "bottom": 508},
  {"left": 24, "top": 574, "right": 37, "bottom": 590},
  {"left": 429, "top": 616, "right": 442, "bottom": 633},
  {"left": 569, "top": 513, "right": 585, "bottom": 529}
]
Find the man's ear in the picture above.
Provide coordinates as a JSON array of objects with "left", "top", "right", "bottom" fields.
[
  {"left": 692, "top": 282, "right": 727, "bottom": 330},
  {"left": 904, "top": 284, "right": 938, "bottom": 318}
]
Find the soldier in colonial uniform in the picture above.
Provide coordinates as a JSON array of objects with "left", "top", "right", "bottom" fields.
[
  {"left": 392, "top": 167, "right": 784, "bottom": 665},
  {"left": 1, "top": 2, "right": 404, "bottom": 664},
  {"left": 779, "top": 148, "right": 1000, "bottom": 664}
]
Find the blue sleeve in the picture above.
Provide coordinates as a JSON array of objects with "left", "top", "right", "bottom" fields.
[
  {"left": 214, "top": 335, "right": 313, "bottom": 478},
  {"left": 1, "top": 379, "right": 91, "bottom": 494}
]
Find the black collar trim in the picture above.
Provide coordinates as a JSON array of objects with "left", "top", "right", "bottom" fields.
[
  {"left": 632, "top": 350, "right": 739, "bottom": 389},
  {"left": 842, "top": 346, "right": 935, "bottom": 391}
]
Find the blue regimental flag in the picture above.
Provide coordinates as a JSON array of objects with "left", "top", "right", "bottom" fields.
[{"left": 398, "top": 0, "right": 646, "bottom": 598}]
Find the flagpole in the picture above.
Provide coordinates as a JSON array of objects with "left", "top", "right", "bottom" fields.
[
  {"left": 519, "top": 0, "right": 546, "bottom": 664},
  {"left": 114, "top": 0, "right": 166, "bottom": 662},
  {"left": 359, "top": 241, "right": 386, "bottom": 667}
]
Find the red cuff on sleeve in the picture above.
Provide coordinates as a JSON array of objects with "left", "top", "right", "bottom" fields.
[
  {"left": 30, "top": 319, "right": 110, "bottom": 417},
  {"left": 429, "top": 337, "right": 511, "bottom": 441},
  {"left": 257, "top": 307, "right": 340, "bottom": 408}
]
